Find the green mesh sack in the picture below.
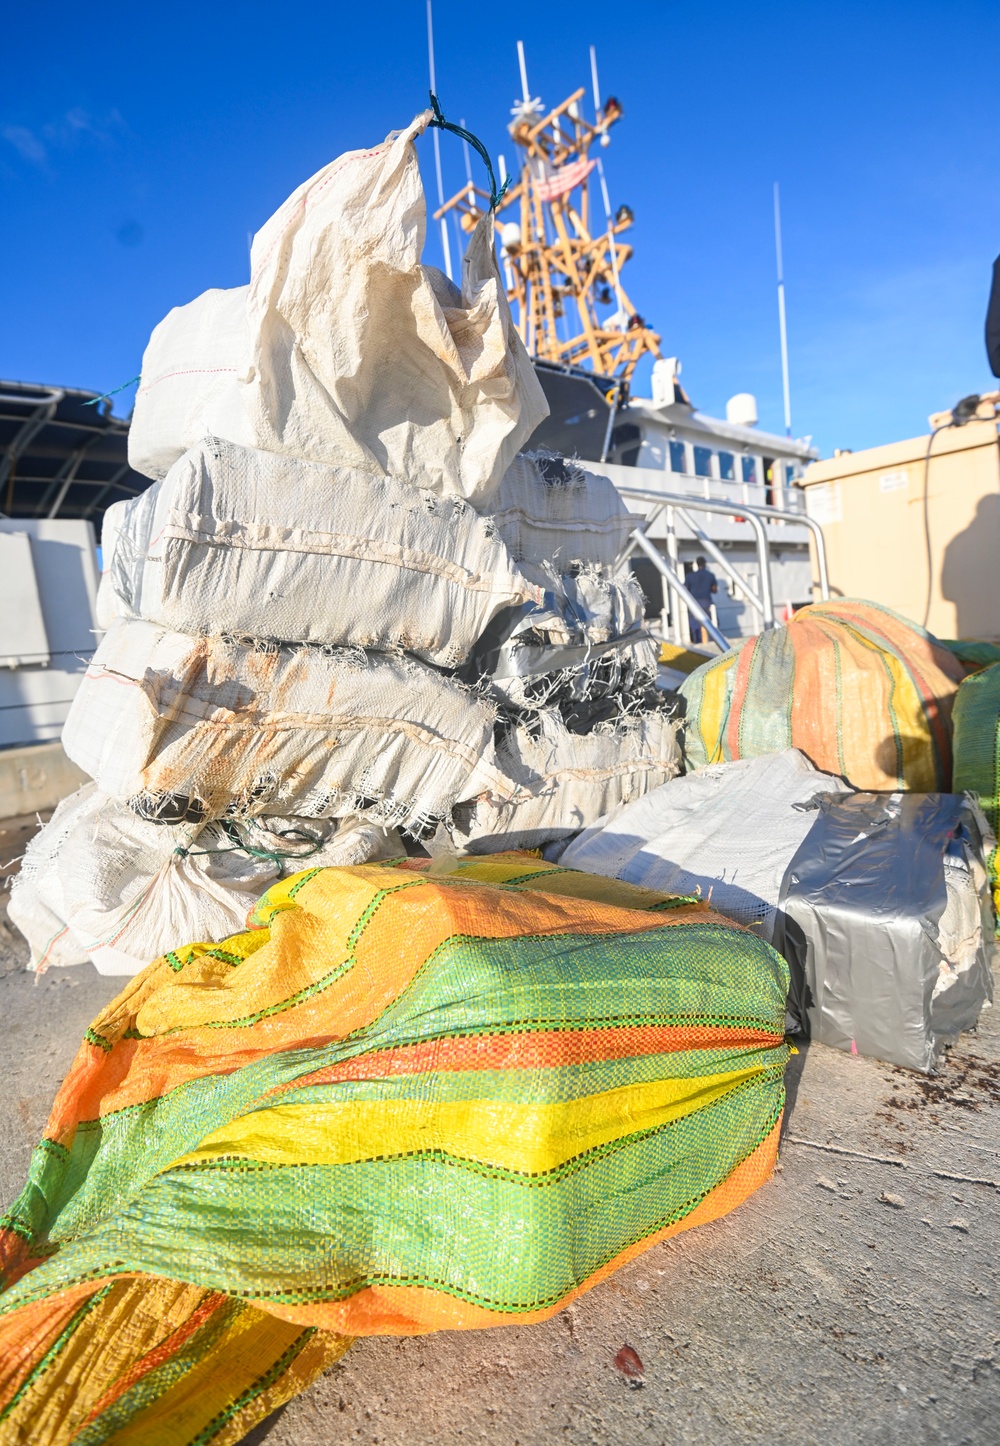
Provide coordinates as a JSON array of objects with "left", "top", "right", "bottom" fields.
[{"left": 952, "top": 660, "right": 1000, "bottom": 912}]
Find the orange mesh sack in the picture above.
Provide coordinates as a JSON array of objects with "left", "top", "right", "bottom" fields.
[
  {"left": 0, "top": 856, "right": 788, "bottom": 1445},
  {"left": 679, "top": 599, "right": 965, "bottom": 790}
]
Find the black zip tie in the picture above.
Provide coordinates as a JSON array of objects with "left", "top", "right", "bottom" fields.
[{"left": 428, "top": 93, "right": 511, "bottom": 212}]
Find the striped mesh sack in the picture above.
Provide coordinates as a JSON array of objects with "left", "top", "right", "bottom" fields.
[
  {"left": 679, "top": 599, "right": 965, "bottom": 790},
  {"left": 952, "top": 661, "right": 1000, "bottom": 915},
  {"left": 0, "top": 856, "right": 789, "bottom": 1445}
]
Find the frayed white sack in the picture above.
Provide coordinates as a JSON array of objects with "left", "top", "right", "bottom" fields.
[
  {"left": 9, "top": 786, "right": 405, "bottom": 976},
  {"left": 129, "top": 113, "right": 547, "bottom": 505},
  {"left": 9, "top": 785, "right": 273, "bottom": 976},
  {"left": 449, "top": 707, "right": 681, "bottom": 853},
  {"left": 100, "top": 437, "right": 539, "bottom": 665},
  {"left": 557, "top": 750, "right": 851, "bottom": 942},
  {"left": 490, "top": 453, "right": 638, "bottom": 570},
  {"left": 62, "top": 618, "right": 501, "bottom": 830}
]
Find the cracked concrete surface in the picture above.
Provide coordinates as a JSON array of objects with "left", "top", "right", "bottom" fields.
[{"left": 1, "top": 814, "right": 997, "bottom": 1445}]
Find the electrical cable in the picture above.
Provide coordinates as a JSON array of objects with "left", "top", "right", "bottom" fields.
[
  {"left": 921, "top": 422, "right": 950, "bottom": 629},
  {"left": 921, "top": 394, "right": 985, "bottom": 628}
]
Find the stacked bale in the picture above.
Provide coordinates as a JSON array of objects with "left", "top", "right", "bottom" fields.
[{"left": 10, "top": 112, "right": 680, "bottom": 974}]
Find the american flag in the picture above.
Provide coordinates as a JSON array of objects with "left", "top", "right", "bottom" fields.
[{"left": 533, "top": 157, "right": 596, "bottom": 203}]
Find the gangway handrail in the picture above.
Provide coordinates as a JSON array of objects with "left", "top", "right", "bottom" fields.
[
  {"left": 737, "top": 500, "right": 831, "bottom": 601},
  {"left": 630, "top": 528, "right": 729, "bottom": 651},
  {"left": 672, "top": 505, "right": 767, "bottom": 622},
  {"left": 613, "top": 485, "right": 776, "bottom": 629},
  {"left": 613, "top": 483, "right": 830, "bottom": 607}
]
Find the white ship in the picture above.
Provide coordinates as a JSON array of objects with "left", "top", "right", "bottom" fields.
[{"left": 433, "top": 56, "right": 825, "bottom": 650}]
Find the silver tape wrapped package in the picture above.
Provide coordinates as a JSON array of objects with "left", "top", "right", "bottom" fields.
[{"left": 776, "top": 791, "right": 996, "bottom": 1073}]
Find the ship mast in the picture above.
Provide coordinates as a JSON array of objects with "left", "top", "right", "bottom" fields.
[{"left": 434, "top": 55, "right": 661, "bottom": 387}]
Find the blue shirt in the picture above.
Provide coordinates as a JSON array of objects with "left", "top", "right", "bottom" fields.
[{"left": 686, "top": 567, "right": 717, "bottom": 604}]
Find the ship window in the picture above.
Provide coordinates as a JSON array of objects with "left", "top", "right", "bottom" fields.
[
  {"left": 718, "top": 451, "right": 735, "bottom": 481},
  {"left": 693, "top": 445, "right": 713, "bottom": 478},
  {"left": 742, "top": 455, "right": 758, "bottom": 484},
  {"left": 669, "top": 440, "right": 687, "bottom": 473},
  {"left": 610, "top": 422, "right": 642, "bottom": 468},
  {"left": 785, "top": 461, "right": 800, "bottom": 486}
]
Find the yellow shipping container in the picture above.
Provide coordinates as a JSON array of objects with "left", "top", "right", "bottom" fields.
[{"left": 800, "top": 404, "right": 1000, "bottom": 641}]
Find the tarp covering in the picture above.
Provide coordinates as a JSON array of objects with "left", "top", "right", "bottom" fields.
[{"left": 0, "top": 858, "right": 789, "bottom": 1443}]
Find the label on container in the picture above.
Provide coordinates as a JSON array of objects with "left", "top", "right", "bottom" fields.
[
  {"left": 879, "top": 469, "right": 909, "bottom": 494},
  {"left": 804, "top": 481, "right": 842, "bottom": 525}
]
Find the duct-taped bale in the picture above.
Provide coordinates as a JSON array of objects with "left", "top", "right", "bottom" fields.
[
  {"left": 774, "top": 791, "right": 996, "bottom": 1073},
  {"left": 490, "top": 452, "right": 637, "bottom": 569},
  {"left": 679, "top": 600, "right": 965, "bottom": 790},
  {"left": 99, "top": 437, "right": 539, "bottom": 665},
  {"left": 62, "top": 618, "right": 502, "bottom": 830},
  {"left": 129, "top": 114, "right": 547, "bottom": 504},
  {"left": 558, "top": 750, "right": 851, "bottom": 943},
  {"left": 449, "top": 707, "right": 681, "bottom": 853}
]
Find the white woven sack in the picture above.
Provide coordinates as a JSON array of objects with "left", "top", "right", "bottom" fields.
[
  {"left": 62, "top": 618, "right": 501, "bottom": 830},
  {"left": 490, "top": 453, "right": 638, "bottom": 569},
  {"left": 97, "top": 497, "right": 134, "bottom": 629},
  {"left": 129, "top": 113, "right": 547, "bottom": 503},
  {"left": 8, "top": 785, "right": 271, "bottom": 976},
  {"left": 558, "top": 750, "right": 851, "bottom": 942},
  {"left": 449, "top": 707, "right": 681, "bottom": 853},
  {"left": 128, "top": 286, "right": 253, "bottom": 482},
  {"left": 9, "top": 786, "right": 407, "bottom": 977},
  {"left": 7, "top": 788, "right": 94, "bottom": 972},
  {"left": 105, "top": 437, "right": 539, "bottom": 666}
]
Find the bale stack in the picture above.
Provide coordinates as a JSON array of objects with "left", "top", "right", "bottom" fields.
[{"left": 10, "top": 110, "right": 680, "bottom": 975}]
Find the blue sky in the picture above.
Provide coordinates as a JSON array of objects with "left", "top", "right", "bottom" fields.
[{"left": 2, "top": 1, "right": 997, "bottom": 456}]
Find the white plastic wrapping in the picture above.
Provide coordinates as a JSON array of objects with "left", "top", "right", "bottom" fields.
[{"left": 559, "top": 750, "right": 850, "bottom": 941}]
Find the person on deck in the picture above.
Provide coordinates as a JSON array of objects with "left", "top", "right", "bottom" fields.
[{"left": 685, "top": 556, "right": 718, "bottom": 644}]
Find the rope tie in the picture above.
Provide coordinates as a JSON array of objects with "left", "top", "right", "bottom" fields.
[
  {"left": 82, "top": 376, "right": 142, "bottom": 408},
  {"left": 175, "top": 819, "right": 326, "bottom": 866},
  {"left": 428, "top": 94, "right": 511, "bottom": 212}
]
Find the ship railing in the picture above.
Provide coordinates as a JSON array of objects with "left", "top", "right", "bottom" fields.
[
  {"left": 598, "top": 460, "right": 810, "bottom": 518},
  {"left": 657, "top": 470, "right": 809, "bottom": 517},
  {"left": 610, "top": 484, "right": 831, "bottom": 650}
]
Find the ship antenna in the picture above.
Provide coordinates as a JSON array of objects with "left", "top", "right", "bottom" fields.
[
  {"left": 589, "top": 46, "right": 624, "bottom": 315},
  {"left": 589, "top": 43, "right": 601, "bottom": 117},
  {"left": 517, "top": 40, "right": 531, "bottom": 106},
  {"left": 774, "top": 181, "right": 792, "bottom": 437},
  {"left": 426, "top": 0, "right": 453, "bottom": 280}
]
